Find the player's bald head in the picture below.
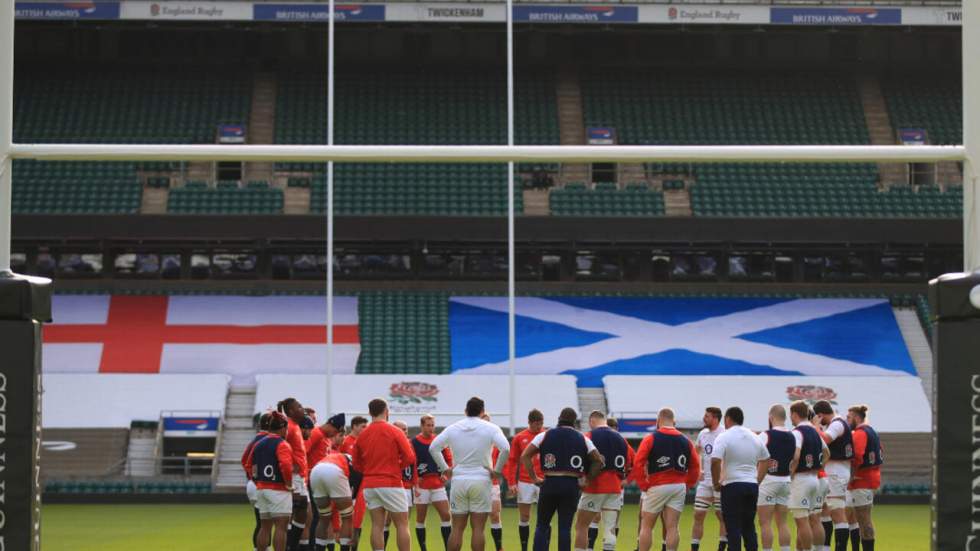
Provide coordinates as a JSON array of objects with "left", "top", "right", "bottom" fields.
[
  {"left": 657, "top": 407, "right": 675, "bottom": 426},
  {"left": 769, "top": 404, "right": 787, "bottom": 422}
]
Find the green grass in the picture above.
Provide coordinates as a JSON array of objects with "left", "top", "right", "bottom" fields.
[{"left": 42, "top": 503, "right": 928, "bottom": 551}]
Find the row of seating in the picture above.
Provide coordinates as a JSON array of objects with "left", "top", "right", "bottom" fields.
[
  {"left": 356, "top": 292, "right": 451, "bottom": 374},
  {"left": 45, "top": 479, "right": 212, "bottom": 495}
]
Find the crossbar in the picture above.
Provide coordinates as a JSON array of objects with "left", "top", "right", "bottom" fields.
[{"left": 7, "top": 143, "right": 965, "bottom": 164}]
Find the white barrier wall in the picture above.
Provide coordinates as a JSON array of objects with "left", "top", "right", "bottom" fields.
[
  {"left": 604, "top": 376, "right": 931, "bottom": 433},
  {"left": 42, "top": 374, "right": 231, "bottom": 428},
  {"left": 255, "top": 374, "right": 579, "bottom": 429}
]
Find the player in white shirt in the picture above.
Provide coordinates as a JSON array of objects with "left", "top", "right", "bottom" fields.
[{"left": 692, "top": 407, "right": 728, "bottom": 551}]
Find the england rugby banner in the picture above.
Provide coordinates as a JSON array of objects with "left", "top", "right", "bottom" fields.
[
  {"left": 449, "top": 297, "right": 916, "bottom": 387},
  {"left": 604, "top": 375, "right": 931, "bottom": 433},
  {"left": 255, "top": 374, "right": 579, "bottom": 429},
  {"left": 43, "top": 295, "right": 360, "bottom": 382}
]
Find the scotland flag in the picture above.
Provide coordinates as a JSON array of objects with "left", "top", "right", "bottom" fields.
[{"left": 449, "top": 297, "right": 916, "bottom": 387}]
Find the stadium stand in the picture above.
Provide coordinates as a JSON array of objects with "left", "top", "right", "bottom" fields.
[
  {"left": 580, "top": 70, "right": 962, "bottom": 218},
  {"left": 883, "top": 74, "right": 962, "bottom": 146},
  {"left": 276, "top": 68, "right": 558, "bottom": 215},
  {"left": 12, "top": 66, "right": 251, "bottom": 214},
  {"left": 356, "top": 292, "right": 451, "bottom": 374}
]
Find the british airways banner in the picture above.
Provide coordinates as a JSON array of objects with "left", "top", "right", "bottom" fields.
[
  {"left": 163, "top": 416, "right": 220, "bottom": 437},
  {"left": 15, "top": 1, "right": 120, "bottom": 19},
  {"left": 449, "top": 297, "right": 916, "bottom": 387},
  {"left": 770, "top": 7, "right": 901, "bottom": 26},
  {"left": 43, "top": 295, "right": 360, "bottom": 383},
  {"left": 514, "top": 5, "right": 638, "bottom": 24},
  {"left": 253, "top": 3, "right": 384, "bottom": 21}
]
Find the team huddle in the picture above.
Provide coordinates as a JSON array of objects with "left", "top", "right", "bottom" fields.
[{"left": 240, "top": 396, "right": 882, "bottom": 551}]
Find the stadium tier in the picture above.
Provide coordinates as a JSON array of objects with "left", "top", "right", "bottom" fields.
[
  {"left": 12, "top": 66, "right": 251, "bottom": 214},
  {"left": 11, "top": 67, "right": 962, "bottom": 217},
  {"left": 581, "top": 70, "right": 962, "bottom": 218}
]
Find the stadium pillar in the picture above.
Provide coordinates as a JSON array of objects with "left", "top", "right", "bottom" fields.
[
  {"left": 0, "top": 273, "right": 52, "bottom": 551},
  {"left": 928, "top": 271, "right": 980, "bottom": 551},
  {"left": 964, "top": 0, "right": 980, "bottom": 270}
]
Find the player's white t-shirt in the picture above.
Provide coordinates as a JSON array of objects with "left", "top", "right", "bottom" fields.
[{"left": 696, "top": 425, "right": 725, "bottom": 486}]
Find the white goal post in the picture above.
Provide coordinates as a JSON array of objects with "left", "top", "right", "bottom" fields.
[{"left": 0, "top": 0, "right": 977, "bottom": 432}]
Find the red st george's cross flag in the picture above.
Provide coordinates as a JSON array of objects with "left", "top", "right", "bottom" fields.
[{"left": 43, "top": 295, "right": 360, "bottom": 382}]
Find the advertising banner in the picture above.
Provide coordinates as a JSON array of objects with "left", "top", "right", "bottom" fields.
[
  {"left": 387, "top": 3, "right": 500, "bottom": 23},
  {"left": 641, "top": 4, "right": 767, "bottom": 25},
  {"left": 604, "top": 375, "right": 931, "bottom": 432},
  {"left": 898, "top": 128, "right": 928, "bottom": 146},
  {"left": 255, "top": 373, "right": 579, "bottom": 429},
  {"left": 15, "top": 1, "right": 119, "bottom": 20},
  {"left": 163, "top": 416, "right": 221, "bottom": 437},
  {"left": 120, "top": 1, "right": 251, "bottom": 20},
  {"left": 513, "top": 5, "right": 638, "bottom": 24},
  {"left": 252, "top": 3, "right": 385, "bottom": 22},
  {"left": 770, "top": 7, "right": 901, "bottom": 26}
]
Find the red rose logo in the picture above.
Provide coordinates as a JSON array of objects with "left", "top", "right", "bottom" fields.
[
  {"left": 786, "top": 385, "right": 837, "bottom": 405},
  {"left": 150, "top": 3, "right": 160, "bottom": 16},
  {"left": 390, "top": 382, "right": 439, "bottom": 404},
  {"left": 668, "top": 7, "right": 677, "bottom": 19}
]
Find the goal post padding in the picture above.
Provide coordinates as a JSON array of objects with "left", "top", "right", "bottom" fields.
[
  {"left": 0, "top": 273, "right": 51, "bottom": 551},
  {"left": 928, "top": 271, "right": 980, "bottom": 551}
]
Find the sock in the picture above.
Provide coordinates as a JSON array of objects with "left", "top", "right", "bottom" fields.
[
  {"left": 692, "top": 538, "right": 700, "bottom": 551},
  {"left": 833, "top": 523, "right": 849, "bottom": 551},
  {"left": 781, "top": 548, "right": 791, "bottom": 551},
  {"left": 384, "top": 529, "right": 390, "bottom": 549},
  {"left": 519, "top": 522, "right": 530, "bottom": 551},
  {"left": 339, "top": 538, "right": 352, "bottom": 551},
  {"left": 441, "top": 522, "right": 452, "bottom": 550},
  {"left": 288, "top": 521, "right": 306, "bottom": 551},
  {"left": 316, "top": 538, "right": 330, "bottom": 551},
  {"left": 588, "top": 522, "right": 600, "bottom": 550},
  {"left": 327, "top": 538, "right": 336, "bottom": 551},
  {"left": 860, "top": 540, "right": 872, "bottom": 551},
  {"left": 849, "top": 526, "right": 861, "bottom": 551},
  {"left": 718, "top": 537, "right": 728, "bottom": 551},
  {"left": 491, "top": 523, "right": 503, "bottom": 551},
  {"left": 662, "top": 542, "right": 667, "bottom": 551},
  {"left": 416, "top": 524, "right": 428, "bottom": 551}
]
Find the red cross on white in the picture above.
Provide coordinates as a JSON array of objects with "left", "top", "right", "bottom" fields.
[{"left": 43, "top": 295, "right": 361, "bottom": 380}]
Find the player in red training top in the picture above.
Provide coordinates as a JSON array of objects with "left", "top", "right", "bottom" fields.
[
  {"left": 245, "top": 412, "right": 294, "bottom": 551},
  {"left": 505, "top": 408, "right": 546, "bottom": 551},
  {"left": 412, "top": 414, "right": 453, "bottom": 551},
  {"left": 352, "top": 399, "right": 416, "bottom": 551},
  {"left": 633, "top": 408, "right": 700, "bottom": 551},
  {"left": 576, "top": 411, "right": 632, "bottom": 551},
  {"left": 846, "top": 404, "right": 882, "bottom": 551},
  {"left": 278, "top": 398, "right": 311, "bottom": 551}
]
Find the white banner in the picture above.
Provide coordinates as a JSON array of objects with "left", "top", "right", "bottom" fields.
[
  {"left": 901, "top": 6, "right": 961, "bottom": 26},
  {"left": 255, "top": 374, "right": 579, "bottom": 429},
  {"left": 604, "top": 375, "right": 931, "bottom": 433},
  {"left": 121, "top": 1, "right": 252, "bottom": 21},
  {"left": 638, "top": 4, "right": 767, "bottom": 25},
  {"left": 42, "top": 374, "right": 231, "bottom": 428},
  {"left": 386, "top": 3, "right": 501, "bottom": 22}
]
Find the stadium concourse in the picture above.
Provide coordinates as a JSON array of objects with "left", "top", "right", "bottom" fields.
[{"left": 7, "top": 0, "right": 963, "bottom": 550}]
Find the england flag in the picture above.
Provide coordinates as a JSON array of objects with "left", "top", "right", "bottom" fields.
[
  {"left": 449, "top": 296, "right": 916, "bottom": 387},
  {"left": 43, "top": 295, "right": 360, "bottom": 382}
]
